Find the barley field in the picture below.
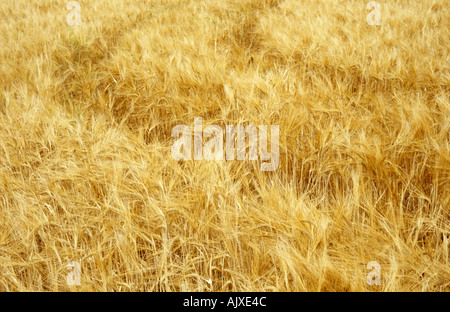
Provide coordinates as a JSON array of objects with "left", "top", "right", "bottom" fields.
[{"left": 0, "top": 0, "right": 449, "bottom": 292}]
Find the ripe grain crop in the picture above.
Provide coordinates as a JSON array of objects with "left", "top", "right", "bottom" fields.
[{"left": 0, "top": 0, "right": 448, "bottom": 291}]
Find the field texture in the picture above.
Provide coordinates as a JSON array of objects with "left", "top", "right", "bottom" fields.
[{"left": 0, "top": 0, "right": 449, "bottom": 291}]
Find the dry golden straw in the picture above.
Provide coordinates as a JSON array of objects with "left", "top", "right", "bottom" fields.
[{"left": 0, "top": 0, "right": 448, "bottom": 291}]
